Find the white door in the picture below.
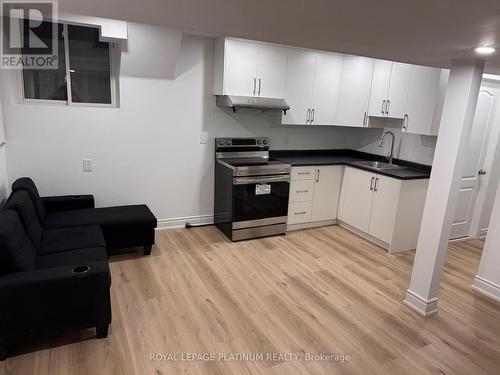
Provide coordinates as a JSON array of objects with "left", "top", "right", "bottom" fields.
[
  {"left": 257, "top": 45, "right": 288, "bottom": 98},
  {"left": 311, "top": 166, "right": 343, "bottom": 221},
  {"left": 310, "top": 52, "right": 343, "bottom": 125},
  {"left": 386, "top": 62, "right": 412, "bottom": 119},
  {"left": 335, "top": 56, "right": 374, "bottom": 127},
  {"left": 281, "top": 50, "right": 316, "bottom": 125},
  {"left": 368, "top": 175, "right": 402, "bottom": 243},
  {"left": 404, "top": 66, "right": 442, "bottom": 135},
  {"left": 368, "top": 60, "right": 392, "bottom": 117},
  {"left": 224, "top": 40, "right": 258, "bottom": 96},
  {"left": 450, "top": 89, "right": 495, "bottom": 239},
  {"left": 339, "top": 167, "right": 374, "bottom": 232}
]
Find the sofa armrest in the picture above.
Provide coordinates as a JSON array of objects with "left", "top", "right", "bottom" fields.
[
  {"left": 0, "top": 262, "right": 111, "bottom": 337},
  {"left": 42, "top": 195, "right": 95, "bottom": 213}
]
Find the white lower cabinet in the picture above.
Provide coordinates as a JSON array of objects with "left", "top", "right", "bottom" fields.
[
  {"left": 338, "top": 166, "right": 428, "bottom": 252},
  {"left": 287, "top": 165, "right": 343, "bottom": 227}
]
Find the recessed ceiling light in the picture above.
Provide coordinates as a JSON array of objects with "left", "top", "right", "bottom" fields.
[{"left": 474, "top": 46, "right": 496, "bottom": 55}]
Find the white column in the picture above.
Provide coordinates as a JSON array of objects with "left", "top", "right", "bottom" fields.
[
  {"left": 472, "top": 180, "right": 500, "bottom": 301},
  {"left": 404, "top": 59, "right": 485, "bottom": 317}
]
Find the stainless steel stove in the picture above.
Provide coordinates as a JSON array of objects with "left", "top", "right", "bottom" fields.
[{"left": 214, "top": 137, "right": 291, "bottom": 241}]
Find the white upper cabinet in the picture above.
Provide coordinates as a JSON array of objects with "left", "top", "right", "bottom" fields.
[
  {"left": 257, "top": 44, "right": 288, "bottom": 98},
  {"left": 368, "top": 60, "right": 392, "bottom": 117},
  {"left": 281, "top": 49, "right": 316, "bottom": 125},
  {"left": 213, "top": 38, "right": 287, "bottom": 98},
  {"left": 310, "top": 53, "right": 343, "bottom": 125},
  {"left": 386, "top": 62, "right": 412, "bottom": 118},
  {"left": 221, "top": 39, "right": 258, "bottom": 97},
  {"left": 404, "top": 67, "right": 448, "bottom": 136},
  {"left": 368, "top": 61, "right": 412, "bottom": 119},
  {"left": 282, "top": 50, "right": 342, "bottom": 125},
  {"left": 335, "top": 56, "right": 375, "bottom": 127}
]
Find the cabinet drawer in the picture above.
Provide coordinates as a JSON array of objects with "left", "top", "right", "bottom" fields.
[
  {"left": 288, "top": 202, "right": 312, "bottom": 224},
  {"left": 291, "top": 166, "right": 316, "bottom": 181},
  {"left": 289, "top": 180, "right": 315, "bottom": 202}
]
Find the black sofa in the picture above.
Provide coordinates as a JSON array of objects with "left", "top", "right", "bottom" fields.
[
  {"left": 11, "top": 178, "right": 157, "bottom": 255},
  {"left": 0, "top": 178, "right": 158, "bottom": 360}
]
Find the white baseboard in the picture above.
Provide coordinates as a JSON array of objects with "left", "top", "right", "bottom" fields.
[
  {"left": 156, "top": 214, "right": 214, "bottom": 230},
  {"left": 472, "top": 275, "right": 500, "bottom": 302},
  {"left": 403, "top": 289, "right": 439, "bottom": 317},
  {"left": 478, "top": 228, "right": 488, "bottom": 239}
]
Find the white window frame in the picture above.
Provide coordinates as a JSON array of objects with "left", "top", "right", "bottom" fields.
[{"left": 20, "top": 23, "right": 119, "bottom": 108}]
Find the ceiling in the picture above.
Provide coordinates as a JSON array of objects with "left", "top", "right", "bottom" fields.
[{"left": 60, "top": 0, "right": 500, "bottom": 73}]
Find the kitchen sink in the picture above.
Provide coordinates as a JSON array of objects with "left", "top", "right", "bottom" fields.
[{"left": 352, "top": 160, "right": 408, "bottom": 171}]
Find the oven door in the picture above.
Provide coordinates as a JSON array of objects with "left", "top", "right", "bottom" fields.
[{"left": 232, "top": 175, "right": 290, "bottom": 228}]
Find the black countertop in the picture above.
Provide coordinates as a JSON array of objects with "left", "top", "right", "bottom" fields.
[{"left": 270, "top": 149, "right": 432, "bottom": 180}]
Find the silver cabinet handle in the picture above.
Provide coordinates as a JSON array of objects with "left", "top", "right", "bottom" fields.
[
  {"left": 253, "top": 78, "right": 256, "bottom": 96},
  {"left": 258, "top": 78, "right": 262, "bottom": 96},
  {"left": 316, "top": 169, "right": 320, "bottom": 183},
  {"left": 370, "top": 176, "right": 374, "bottom": 191},
  {"left": 386, "top": 100, "right": 391, "bottom": 114},
  {"left": 478, "top": 169, "right": 487, "bottom": 175},
  {"left": 294, "top": 211, "right": 307, "bottom": 215},
  {"left": 403, "top": 114, "right": 409, "bottom": 131},
  {"left": 381, "top": 100, "right": 386, "bottom": 114},
  {"left": 374, "top": 177, "right": 379, "bottom": 192},
  {"left": 296, "top": 190, "right": 309, "bottom": 193},
  {"left": 311, "top": 108, "right": 315, "bottom": 124},
  {"left": 363, "top": 111, "right": 367, "bottom": 126},
  {"left": 306, "top": 109, "right": 311, "bottom": 124},
  {"left": 297, "top": 172, "right": 311, "bottom": 175}
]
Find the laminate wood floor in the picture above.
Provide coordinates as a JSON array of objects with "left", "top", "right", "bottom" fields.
[{"left": 2, "top": 225, "right": 499, "bottom": 375}]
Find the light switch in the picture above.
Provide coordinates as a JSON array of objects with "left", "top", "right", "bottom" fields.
[
  {"left": 200, "top": 133, "right": 208, "bottom": 144},
  {"left": 83, "top": 159, "right": 92, "bottom": 172}
]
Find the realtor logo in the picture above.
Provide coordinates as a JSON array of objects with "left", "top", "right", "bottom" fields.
[{"left": 1, "top": 0, "right": 58, "bottom": 69}]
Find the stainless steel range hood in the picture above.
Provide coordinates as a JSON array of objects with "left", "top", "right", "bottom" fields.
[{"left": 216, "top": 95, "right": 290, "bottom": 114}]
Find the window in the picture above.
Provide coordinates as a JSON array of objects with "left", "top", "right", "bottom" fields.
[{"left": 22, "top": 22, "right": 116, "bottom": 106}]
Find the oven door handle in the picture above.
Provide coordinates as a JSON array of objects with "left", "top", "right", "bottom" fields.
[{"left": 233, "top": 175, "right": 291, "bottom": 185}]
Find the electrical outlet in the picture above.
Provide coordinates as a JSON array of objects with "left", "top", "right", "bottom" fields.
[
  {"left": 83, "top": 159, "right": 92, "bottom": 172},
  {"left": 200, "top": 133, "right": 208, "bottom": 144}
]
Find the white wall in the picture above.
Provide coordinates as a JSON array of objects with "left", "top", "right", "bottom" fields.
[
  {"left": 0, "top": 93, "right": 9, "bottom": 203},
  {"left": 0, "top": 26, "right": 436, "bottom": 224}
]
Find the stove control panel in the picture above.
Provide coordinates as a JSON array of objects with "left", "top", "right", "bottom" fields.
[{"left": 216, "top": 137, "right": 270, "bottom": 149}]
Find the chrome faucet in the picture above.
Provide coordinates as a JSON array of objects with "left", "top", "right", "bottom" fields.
[{"left": 378, "top": 131, "right": 396, "bottom": 164}]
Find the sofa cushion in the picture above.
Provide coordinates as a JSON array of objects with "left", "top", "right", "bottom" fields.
[
  {"left": 0, "top": 210, "right": 37, "bottom": 274},
  {"left": 39, "top": 225, "right": 106, "bottom": 255},
  {"left": 44, "top": 205, "right": 158, "bottom": 229},
  {"left": 36, "top": 246, "right": 108, "bottom": 269},
  {"left": 12, "top": 177, "right": 46, "bottom": 222},
  {"left": 4, "top": 190, "right": 43, "bottom": 250}
]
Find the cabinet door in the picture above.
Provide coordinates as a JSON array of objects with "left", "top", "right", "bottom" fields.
[
  {"left": 368, "top": 60, "right": 392, "bottom": 117},
  {"left": 335, "top": 55, "right": 374, "bottom": 127},
  {"left": 339, "top": 167, "right": 374, "bottom": 232},
  {"left": 224, "top": 40, "right": 258, "bottom": 96},
  {"left": 404, "top": 66, "right": 442, "bottom": 135},
  {"left": 281, "top": 49, "right": 316, "bottom": 125},
  {"left": 368, "top": 175, "right": 401, "bottom": 243},
  {"left": 310, "top": 53, "right": 343, "bottom": 125},
  {"left": 386, "top": 62, "right": 412, "bottom": 119},
  {"left": 257, "top": 45, "right": 287, "bottom": 99},
  {"left": 311, "top": 166, "right": 343, "bottom": 221}
]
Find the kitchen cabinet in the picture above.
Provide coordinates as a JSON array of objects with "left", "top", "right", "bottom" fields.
[
  {"left": 404, "top": 67, "right": 448, "bottom": 136},
  {"left": 213, "top": 38, "right": 287, "bottom": 98},
  {"left": 280, "top": 49, "right": 316, "bottom": 125},
  {"left": 335, "top": 55, "right": 375, "bottom": 127},
  {"left": 311, "top": 165, "right": 344, "bottom": 222},
  {"left": 287, "top": 166, "right": 343, "bottom": 226},
  {"left": 282, "top": 51, "right": 342, "bottom": 125},
  {"left": 368, "top": 60, "right": 412, "bottom": 119},
  {"left": 338, "top": 166, "right": 428, "bottom": 252}
]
